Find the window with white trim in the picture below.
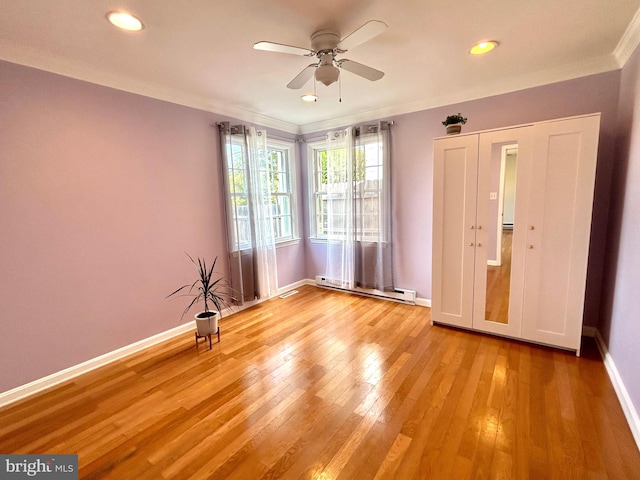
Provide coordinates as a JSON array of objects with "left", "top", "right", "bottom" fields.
[
  {"left": 226, "top": 138, "right": 298, "bottom": 249},
  {"left": 267, "top": 140, "right": 298, "bottom": 243},
  {"left": 308, "top": 138, "right": 386, "bottom": 241}
]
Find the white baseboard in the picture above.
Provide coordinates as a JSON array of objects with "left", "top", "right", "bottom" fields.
[
  {"left": 592, "top": 329, "right": 640, "bottom": 451},
  {"left": 277, "top": 278, "right": 315, "bottom": 294},
  {"left": 416, "top": 297, "right": 431, "bottom": 308},
  {"left": 0, "top": 321, "right": 196, "bottom": 409},
  {"left": 307, "top": 276, "right": 431, "bottom": 308},
  {"left": 0, "top": 278, "right": 314, "bottom": 409},
  {"left": 0, "top": 278, "right": 426, "bottom": 409}
]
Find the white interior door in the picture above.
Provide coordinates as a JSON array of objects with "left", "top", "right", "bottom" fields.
[
  {"left": 521, "top": 114, "right": 600, "bottom": 351},
  {"left": 473, "top": 126, "right": 534, "bottom": 338},
  {"left": 432, "top": 134, "right": 478, "bottom": 328}
]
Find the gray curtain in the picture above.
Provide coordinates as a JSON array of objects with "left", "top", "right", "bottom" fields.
[
  {"left": 324, "top": 121, "right": 394, "bottom": 292},
  {"left": 219, "top": 122, "right": 278, "bottom": 304}
]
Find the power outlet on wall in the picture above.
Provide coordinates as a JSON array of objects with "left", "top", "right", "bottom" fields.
[{"left": 490, "top": 192, "right": 497, "bottom": 200}]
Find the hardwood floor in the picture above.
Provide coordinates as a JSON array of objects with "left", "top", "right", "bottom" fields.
[
  {"left": 485, "top": 230, "right": 512, "bottom": 324},
  {"left": 1, "top": 285, "right": 638, "bottom": 479}
]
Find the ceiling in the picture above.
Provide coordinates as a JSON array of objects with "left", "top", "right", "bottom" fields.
[{"left": 1, "top": 0, "right": 640, "bottom": 134}]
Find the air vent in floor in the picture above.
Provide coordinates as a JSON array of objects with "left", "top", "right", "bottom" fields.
[{"left": 279, "top": 290, "right": 299, "bottom": 299}]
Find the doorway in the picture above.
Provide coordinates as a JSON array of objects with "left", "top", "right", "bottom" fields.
[{"left": 485, "top": 145, "right": 517, "bottom": 324}]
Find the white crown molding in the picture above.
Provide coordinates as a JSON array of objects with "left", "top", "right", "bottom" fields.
[
  {"left": 0, "top": 38, "right": 622, "bottom": 136},
  {"left": 298, "top": 54, "right": 620, "bottom": 134},
  {"left": 614, "top": 5, "right": 640, "bottom": 67},
  {"left": 0, "top": 40, "right": 300, "bottom": 135}
]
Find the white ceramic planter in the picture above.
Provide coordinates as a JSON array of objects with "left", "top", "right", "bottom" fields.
[
  {"left": 446, "top": 123, "right": 462, "bottom": 135},
  {"left": 195, "top": 311, "right": 218, "bottom": 337}
]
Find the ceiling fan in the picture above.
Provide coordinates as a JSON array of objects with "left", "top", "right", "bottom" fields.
[{"left": 253, "top": 20, "right": 387, "bottom": 90}]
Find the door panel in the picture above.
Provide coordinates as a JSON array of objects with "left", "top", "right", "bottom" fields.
[
  {"left": 473, "top": 126, "right": 534, "bottom": 338},
  {"left": 521, "top": 115, "right": 600, "bottom": 350},
  {"left": 432, "top": 135, "right": 478, "bottom": 328}
]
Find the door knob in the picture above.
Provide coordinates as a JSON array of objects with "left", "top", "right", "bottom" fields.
[
  {"left": 529, "top": 225, "right": 535, "bottom": 230},
  {"left": 528, "top": 244, "right": 534, "bottom": 249},
  {"left": 477, "top": 225, "right": 482, "bottom": 230},
  {"left": 477, "top": 243, "right": 482, "bottom": 247},
  {"left": 469, "top": 242, "right": 474, "bottom": 246}
]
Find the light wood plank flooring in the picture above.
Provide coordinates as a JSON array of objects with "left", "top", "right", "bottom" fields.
[
  {"left": 485, "top": 230, "right": 512, "bottom": 325},
  {"left": 1, "top": 285, "right": 639, "bottom": 479}
]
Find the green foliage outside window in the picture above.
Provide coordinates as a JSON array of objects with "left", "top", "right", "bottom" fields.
[
  {"left": 228, "top": 147, "right": 286, "bottom": 206},
  {"left": 318, "top": 147, "right": 366, "bottom": 185}
]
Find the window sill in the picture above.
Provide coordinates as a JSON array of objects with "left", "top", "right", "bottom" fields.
[
  {"left": 276, "top": 238, "right": 301, "bottom": 248},
  {"left": 309, "top": 237, "right": 327, "bottom": 244},
  {"left": 308, "top": 237, "right": 390, "bottom": 246},
  {"left": 230, "top": 238, "right": 300, "bottom": 254}
]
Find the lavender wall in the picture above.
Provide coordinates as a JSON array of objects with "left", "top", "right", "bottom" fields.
[
  {"left": 0, "top": 61, "right": 302, "bottom": 393},
  {"left": 304, "top": 71, "right": 620, "bottom": 325},
  {"left": 599, "top": 44, "right": 640, "bottom": 415},
  {"left": 0, "top": 57, "right": 626, "bottom": 394}
]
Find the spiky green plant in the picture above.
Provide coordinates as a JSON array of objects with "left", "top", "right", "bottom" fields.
[
  {"left": 167, "top": 254, "right": 233, "bottom": 319},
  {"left": 442, "top": 113, "right": 468, "bottom": 126}
]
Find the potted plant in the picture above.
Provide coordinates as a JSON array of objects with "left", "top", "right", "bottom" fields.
[
  {"left": 167, "top": 254, "right": 233, "bottom": 346},
  {"left": 442, "top": 113, "right": 468, "bottom": 135}
]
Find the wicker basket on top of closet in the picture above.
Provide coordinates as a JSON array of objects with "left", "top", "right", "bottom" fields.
[{"left": 431, "top": 113, "right": 600, "bottom": 355}]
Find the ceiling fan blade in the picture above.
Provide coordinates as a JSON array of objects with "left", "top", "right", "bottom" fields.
[
  {"left": 253, "top": 41, "right": 313, "bottom": 56},
  {"left": 337, "top": 20, "right": 387, "bottom": 51},
  {"left": 287, "top": 64, "right": 317, "bottom": 89},
  {"left": 339, "top": 60, "right": 384, "bottom": 81}
]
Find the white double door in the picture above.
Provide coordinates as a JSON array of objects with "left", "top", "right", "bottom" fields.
[{"left": 432, "top": 114, "right": 600, "bottom": 351}]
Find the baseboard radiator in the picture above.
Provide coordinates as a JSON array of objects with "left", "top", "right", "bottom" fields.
[{"left": 315, "top": 276, "right": 416, "bottom": 305}]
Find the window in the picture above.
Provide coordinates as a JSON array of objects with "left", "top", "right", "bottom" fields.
[
  {"left": 266, "top": 140, "right": 297, "bottom": 243},
  {"left": 308, "top": 137, "right": 386, "bottom": 241},
  {"left": 226, "top": 138, "right": 297, "bottom": 249}
]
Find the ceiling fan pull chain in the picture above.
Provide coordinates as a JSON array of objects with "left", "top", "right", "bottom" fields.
[{"left": 339, "top": 72, "right": 342, "bottom": 103}]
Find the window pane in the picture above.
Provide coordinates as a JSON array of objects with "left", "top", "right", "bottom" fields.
[
  {"left": 278, "top": 215, "right": 292, "bottom": 238},
  {"left": 364, "top": 196, "right": 378, "bottom": 214},
  {"left": 315, "top": 194, "right": 328, "bottom": 236},
  {"left": 229, "top": 170, "right": 247, "bottom": 194},
  {"left": 230, "top": 145, "right": 245, "bottom": 169},
  {"left": 311, "top": 139, "right": 386, "bottom": 241},
  {"left": 276, "top": 172, "right": 288, "bottom": 193},
  {"left": 268, "top": 144, "right": 295, "bottom": 242},
  {"left": 225, "top": 139, "right": 297, "bottom": 249},
  {"left": 231, "top": 195, "right": 248, "bottom": 208},
  {"left": 276, "top": 195, "right": 290, "bottom": 214}
]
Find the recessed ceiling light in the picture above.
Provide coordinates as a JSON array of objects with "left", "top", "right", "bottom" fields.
[
  {"left": 106, "top": 11, "right": 144, "bottom": 31},
  {"left": 469, "top": 41, "right": 498, "bottom": 55},
  {"left": 301, "top": 94, "right": 317, "bottom": 102}
]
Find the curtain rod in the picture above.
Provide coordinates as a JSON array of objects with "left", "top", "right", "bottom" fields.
[
  {"left": 300, "top": 120, "right": 396, "bottom": 143},
  {"left": 216, "top": 122, "right": 298, "bottom": 142},
  {"left": 216, "top": 120, "right": 395, "bottom": 140}
]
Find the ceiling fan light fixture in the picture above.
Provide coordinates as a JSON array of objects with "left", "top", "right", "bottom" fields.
[
  {"left": 301, "top": 94, "right": 317, "bottom": 102},
  {"left": 106, "top": 11, "right": 145, "bottom": 31},
  {"left": 315, "top": 64, "right": 340, "bottom": 86},
  {"left": 469, "top": 40, "right": 498, "bottom": 55}
]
